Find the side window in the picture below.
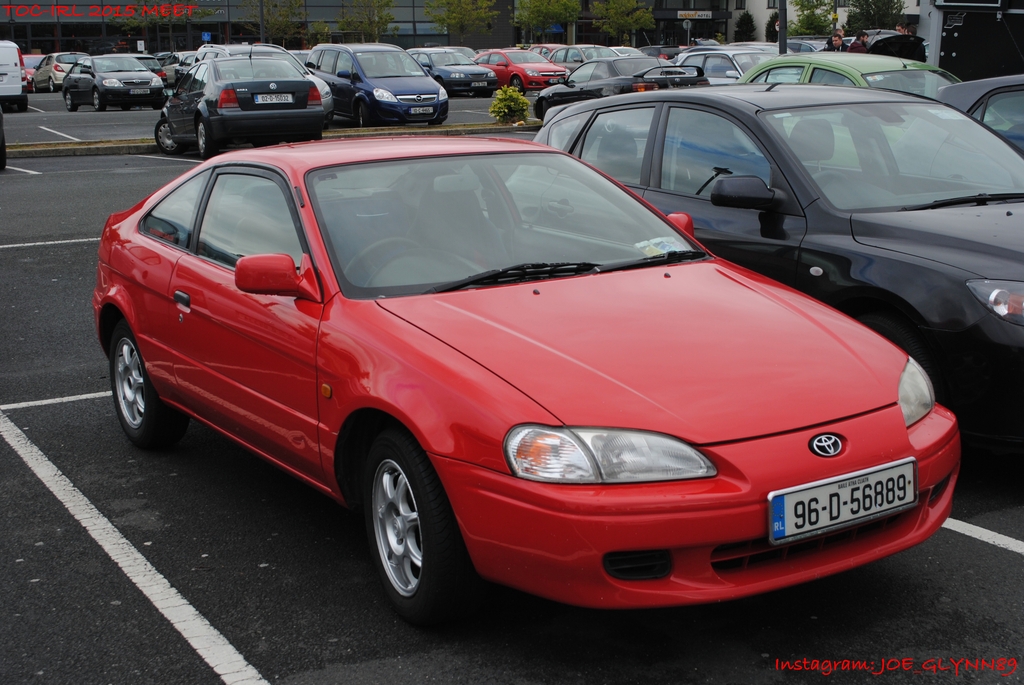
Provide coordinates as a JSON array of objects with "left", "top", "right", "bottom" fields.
[
  {"left": 336, "top": 51, "right": 354, "bottom": 74},
  {"left": 567, "top": 62, "right": 596, "bottom": 84},
  {"left": 762, "top": 66, "right": 804, "bottom": 83},
  {"left": 415, "top": 53, "right": 430, "bottom": 67},
  {"left": 140, "top": 172, "right": 209, "bottom": 247},
  {"left": 703, "top": 54, "right": 734, "bottom": 78},
  {"left": 682, "top": 55, "right": 703, "bottom": 67},
  {"left": 981, "top": 91, "right": 1024, "bottom": 140},
  {"left": 568, "top": 48, "right": 583, "bottom": 63},
  {"left": 810, "top": 68, "right": 854, "bottom": 86},
  {"left": 590, "top": 63, "right": 612, "bottom": 80},
  {"left": 189, "top": 64, "right": 208, "bottom": 93},
  {"left": 579, "top": 107, "right": 655, "bottom": 185},
  {"left": 176, "top": 71, "right": 194, "bottom": 94},
  {"left": 551, "top": 49, "right": 566, "bottom": 62},
  {"left": 660, "top": 107, "right": 771, "bottom": 196},
  {"left": 546, "top": 111, "right": 590, "bottom": 151},
  {"left": 197, "top": 174, "right": 303, "bottom": 269},
  {"left": 320, "top": 50, "right": 338, "bottom": 74},
  {"left": 308, "top": 49, "right": 322, "bottom": 68}
]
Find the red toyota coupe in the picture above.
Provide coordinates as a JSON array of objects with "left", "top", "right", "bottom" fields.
[{"left": 93, "top": 137, "right": 960, "bottom": 625}]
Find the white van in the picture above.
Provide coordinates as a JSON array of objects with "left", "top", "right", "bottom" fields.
[{"left": 0, "top": 40, "right": 29, "bottom": 112}]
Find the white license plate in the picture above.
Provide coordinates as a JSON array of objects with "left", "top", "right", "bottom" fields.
[
  {"left": 254, "top": 93, "right": 293, "bottom": 104},
  {"left": 129, "top": 88, "right": 149, "bottom": 95},
  {"left": 471, "top": 81, "right": 487, "bottom": 87},
  {"left": 410, "top": 106, "right": 433, "bottom": 114},
  {"left": 767, "top": 458, "right": 917, "bottom": 545}
]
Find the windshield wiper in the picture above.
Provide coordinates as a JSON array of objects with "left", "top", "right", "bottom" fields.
[
  {"left": 593, "top": 250, "right": 708, "bottom": 274},
  {"left": 900, "top": 193, "right": 1024, "bottom": 211},
  {"left": 428, "top": 262, "right": 601, "bottom": 293}
]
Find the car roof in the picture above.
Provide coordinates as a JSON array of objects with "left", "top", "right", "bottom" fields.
[
  {"left": 936, "top": 73, "right": 1024, "bottom": 112},
  {"left": 332, "top": 43, "right": 404, "bottom": 52},
  {"left": 748, "top": 52, "right": 942, "bottom": 73},
  {"left": 682, "top": 47, "right": 771, "bottom": 57}
]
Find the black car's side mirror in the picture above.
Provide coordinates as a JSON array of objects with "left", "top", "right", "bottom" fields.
[
  {"left": 710, "top": 176, "right": 778, "bottom": 210},
  {"left": 306, "top": 61, "right": 317, "bottom": 70}
]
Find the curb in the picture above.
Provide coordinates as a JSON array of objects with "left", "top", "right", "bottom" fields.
[{"left": 6, "top": 123, "right": 543, "bottom": 159}]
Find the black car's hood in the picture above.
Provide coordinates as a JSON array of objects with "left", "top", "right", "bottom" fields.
[
  {"left": 99, "top": 70, "right": 157, "bottom": 82},
  {"left": 852, "top": 203, "right": 1024, "bottom": 278}
]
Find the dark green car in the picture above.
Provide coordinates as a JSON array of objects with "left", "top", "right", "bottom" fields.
[{"left": 739, "top": 53, "right": 959, "bottom": 99}]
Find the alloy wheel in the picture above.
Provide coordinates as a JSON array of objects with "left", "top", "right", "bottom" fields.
[
  {"left": 371, "top": 459, "right": 422, "bottom": 597},
  {"left": 114, "top": 337, "right": 146, "bottom": 429}
]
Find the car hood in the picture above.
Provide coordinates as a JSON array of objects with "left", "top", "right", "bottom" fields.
[
  {"left": 852, "top": 204, "right": 1024, "bottom": 279},
  {"left": 369, "top": 75, "right": 440, "bottom": 95},
  {"left": 377, "top": 262, "right": 905, "bottom": 444},
  {"left": 100, "top": 70, "right": 158, "bottom": 81},
  {"left": 437, "top": 65, "right": 493, "bottom": 77}
]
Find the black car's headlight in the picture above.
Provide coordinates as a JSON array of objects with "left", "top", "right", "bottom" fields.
[
  {"left": 505, "top": 425, "right": 716, "bottom": 483},
  {"left": 967, "top": 279, "right": 1024, "bottom": 326}
]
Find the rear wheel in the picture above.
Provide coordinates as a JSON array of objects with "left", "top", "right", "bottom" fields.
[
  {"left": 857, "top": 312, "right": 946, "bottom": 404},
  {"left": 15, "top": 101, "right": 27, "bottom": 113},
  {"left": 63, "top": 90, "right": 78, "bottom": 112},
  {"left": 109, "top": 320, "right": 190, "bottom": 449},
  {"left": 92, "top": 88, "right": 106, "bottom": 111},
  {"left": 196, "top": 119, "right": 219, "bottom": 159},
  {"left": 47, "top": 77, "right": 55, "bottom": 93}
]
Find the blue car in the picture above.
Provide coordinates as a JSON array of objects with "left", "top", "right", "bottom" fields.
[
  {"left": 408, "top": 48, "right": 498, "bottom": 97},
  {"left": 305, "top": 43, "right": 448, "bottom": 127}
]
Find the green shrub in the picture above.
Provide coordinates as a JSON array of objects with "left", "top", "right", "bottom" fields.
[{"left": 489, "top": 85, "right": 531, "bottom": 124}]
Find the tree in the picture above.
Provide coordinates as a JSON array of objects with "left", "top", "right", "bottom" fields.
[
  {"left": 787, "top": 0, "right": 832, "bottom": 36},
  {"left": 844, "top": 0, "right": 904, "bottom": 32},
  {"left": 734, "top": 10, "right": 756, "bottom": 41},
  {"left": 238, "top": 0, "right": 306, "bottom": 44},
  {"left": 591, "top": 0, "right": 654, "bottom": 44},
  {"left": 337, "top": 0, "right": 397, "bottom": 42},
  {"left": 513, "top": 0, "right": 580, "bottom": 43},
  {"left": 424, "top": 0, "right": 498, "bottom": 44},
  {"left": 765, "top": 10, "right": 779, "bottom": 41},
  {"left": 308, "top": 19, "right": 333, "bottom": 46}
]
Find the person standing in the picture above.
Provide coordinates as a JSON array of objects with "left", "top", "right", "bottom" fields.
[
  {"left": 848, "top": 31, "right": 869, "bottom": 53},
  {"left": 824, "top": 28, "right": 845, "bottom": 51},
  {"left": 906, "top": 24, "right": 927, "bottom": 61},
  {"left": 827, "top": 32, "right": 848, "bottom": 52}
]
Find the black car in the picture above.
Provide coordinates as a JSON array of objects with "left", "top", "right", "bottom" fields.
[
  {"left": 62, "top": 54, "right": 164, "bottom": 111},
  {"left": 533, "top": 57, "right": 706, "bottom": 121},
  {"left": 155, "top": 57, "right": 323, "bottom": 159},
  {"left": 638, "top": 45, "right": 688, "bottom": 61},
  {"left": 408, "top": 48, "right": 498, "bottom": 97},
  {"left": 937, "top": 74, "right": 1024, "bottom": 153},
  {"left": 535, "top": 85, "right": 1024, "bottom": 448}
]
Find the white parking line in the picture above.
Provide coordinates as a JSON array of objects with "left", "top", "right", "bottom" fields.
[
  {"left": 135, "top": 154, "right": 201, "bottom": 164},
  {"left": 38, "top": 126, "right": 82, "bottom": 142},
  {"left": 0, "top": 410, "right": 270, "bottom": 685},
  {"left": 3, "top": 165, "right": 43, "bottom": 175},
  {"left": 0, "top": 237, "right": 99, "bottom": 250},
  {"left": 943, "top": 518, "right": 1024, "bottom": 556},
  {"left": 0, "top": 390, "right": 110, "bottom": 411},
  {"left": 27, "top": 105, "right": 45, "bottom": 113}
]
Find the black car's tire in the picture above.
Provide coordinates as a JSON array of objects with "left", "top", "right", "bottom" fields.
[
  {"left": 534, "top": 99, "right": 546, "bottom": 121},
  {"left": 63, "top": 90, "right": 78, "bottom": 112},
  {"left": 155, "top": 117, "right": 187, "bottom": 156},
  {"left": 121, "top": 104, "right": 132, "bottom": 111},
  {"left": 196, "top": 119, "right": 219, "bottom": 159},
  {"left": 15, "top": 101, "right": 27, "bottom": 113},
  {"left": 109, "top": 320, "right": 190, "bottom": 449},
  {"left": 509, "top": 75, "right": 524, "bottom": 93},
  {"left": 92, "top": 88, "right": 106, "bottom": 111},
  {"left": 1, "top": 131, "right": 6, "bottom": 171},
  {"left": 363, "top": 427, "right": 484, "bottom": 626},
  {"left": 857, "top": 312, "right": 946, "bottom": 404},
  {"left": 355, "top": 100, "right": 371, "bottom": 128}
]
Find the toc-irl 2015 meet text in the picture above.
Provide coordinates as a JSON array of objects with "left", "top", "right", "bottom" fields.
[{"left": 3, "top": 3, "right": 200, "bottom": 18}]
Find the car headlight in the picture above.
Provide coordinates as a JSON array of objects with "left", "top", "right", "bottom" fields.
[
  {"left": 449, "top": 72, "right": 465, "bottom": 79},
  {"left": 101, "top": 79, "right": 123, "bottom": 87},
  {"left": 525, "top": 69, "right": 541, "bottom": 76},
  {"left": 150, "top": 77, "right": 163, "bottom": 86},
  {"left": 967, "top": 279, "right": 1024, "bottom": 326},
  {"left": 504, "top": 425, "right": 716, "bottom": 484},
  {"left": 438, "top": 86, "right": 448, "bottom": 101},
  {"left": 372, "top": 87, "right": 397, "bottom": 102},
  {"left": 898, "top": 358, "right": 934, "bottom": 427}
]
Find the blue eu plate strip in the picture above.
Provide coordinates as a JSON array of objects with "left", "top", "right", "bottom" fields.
[{"left": 771, "top": 497, "right": 786, "bottom": 540}]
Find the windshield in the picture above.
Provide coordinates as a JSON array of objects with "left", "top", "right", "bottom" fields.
[
  {"left": 763, "top": 102, "right": 1024, "bottom": 211},
  {"left": 582, "top": 47, "right": 617, "bottom": 59},
  {"left": 733, "top": 52, "right": 773, "bottom": 72},
  {"left": 307, "top": 153, "right": 700, "bottom": 298},
  {"left": 430, "top": 52, "right": 475, "bottom": 67},
  {"left": 57, "top": 53, "right": 85, "bottom": 64},
  {"left": 863, "top": 69, "right": 957, "bottom": 98},
  {"left": 355, "top": 50, "right": 427, "bottom": 77},
  {"left": 613, "top": 57, "right": 663, "bottom": 75},
  {"left": 507, "top": 51, "right": 548, "bottom": 64},
  {"left": 94, "top": 57, "right": 149, "bottom": 72},
  {"left": 137, "top": 57, "right": 161, "bottom": 70},
  {"left": 215, "top": 59, "right": 304, "bottom": 80}
]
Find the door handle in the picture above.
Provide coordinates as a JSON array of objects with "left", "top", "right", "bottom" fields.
[{"left": 173, "top": 290, "right": 190, "bottom": 308}]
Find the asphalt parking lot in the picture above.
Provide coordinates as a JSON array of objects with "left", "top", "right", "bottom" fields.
[{"left": 1, "top": 148, "right": 1023, "bottom": 684}]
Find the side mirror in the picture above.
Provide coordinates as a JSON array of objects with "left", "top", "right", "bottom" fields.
[
  {"left": 725, "top": 70, "right": 740, "bottom": 79},
  {"left": 305, "top": 61, "right": 317, "bottom": 70},
  {"left": 162, "top": 87, "right": 174, "bottom": 97},
  {"left": 666, "top": 212, "right": 695, "bottom": 240},
  {"left": 336, "top": 69, "right": 351, "bottom": 79},
  {"left": 496, "top": 60, "right": 508, "bottom": 67},
  {"left": 710, "top": 176, "right": 778, "bottom": 210},
  {"left": 235, "top": 253, "right": 320, "bottom": 302}
]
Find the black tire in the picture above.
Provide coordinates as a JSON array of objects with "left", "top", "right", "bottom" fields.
[
  {"left": 48, "top": 77, "right": 55, "bottom": 93},
  {"left": 151, "top": 102, "right": 163, "bottom": 110},
  {"left": 92, "top": 88, "right": 106, "bottom": 111},
  {"left": 857, "top": 312, "right": 946, "bottom": 403},
  {"left": 355, "top": 100, "right": 371, "bottom": 128},
  {"left": 63, "top": 90, "right": 78, "bottom": 112},
  {"left": 534, "top": 99, "right": 546, "bottom": 121},
  {"left": 15, "top": 101, "right": 27, "bottom": 113},
  {"left": 121, "top": 104, "right": 132, "bottom": 111},
  {"left": 1, "top": 131, "right": 6, "bottom": 171},
  {"left": 509, "top": 75, "right": 524, "bottom": 93},
  {"left": 109, "top": 320, "right": 190, "bottom": 449},
  {"left": 155, "top": 117, "right": 188, "bottom": 156},
  {"left": 363, "top": 428, "right": 483, "bottom": 625},
  {"left": 196, "top": 118, "right": 219, "bottom": 159},
  {"left": 478, "top": 90, "right": 494, "bottom": 98}
]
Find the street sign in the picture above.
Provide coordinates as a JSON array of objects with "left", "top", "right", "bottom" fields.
[
  {"left": 682, "top": 19, "right": 692, "bottom": 29},
  {"left": 137, "top": 40, "right": 145, "bottom": 52},
  {"left": 202, "top": 32, "right": 212, "bottom": 41}
]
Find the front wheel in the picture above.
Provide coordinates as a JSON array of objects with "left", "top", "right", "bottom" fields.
[
  {"left": 109, "top": 320, "right": 190, "bottom": 449},
  {"left": 534, "top": 99, "right": 546, "bottom": 121},
  {"left": 509, "top": 75, "right": 524, "bottom": 93},
  {"left": 92, "top": 88, "right": 106, "bottom": 111},
  {"left": 196, "top": 119, "right": 219, "bottom": 159},
  {"left": 155, "top": 117, "right": 187, "bottom": 156},
  {"left": 363, "top": 428, "right": 483, "bottom": 625},
  {"left": 354, "top": 100, "right": 371, "bottom": 128},
  {"left": 63, "top": 90, "right": 78, "bottom": 112}
]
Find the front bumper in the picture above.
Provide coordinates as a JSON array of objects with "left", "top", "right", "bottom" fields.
[
  {"left": 367, "top": 98, "right": 449, "bottom": 124},
  {"left": 522, "top": 74, "right": 565, "bottom": 90},
  {"left": 444, "top": 76, "right": 498, "bottom": 93},
  {"left": 434, "top": 405, "right": 959, "bottom": 609},
  {"left": 98, "top": 86, "right": 163, "bottom": 105}
]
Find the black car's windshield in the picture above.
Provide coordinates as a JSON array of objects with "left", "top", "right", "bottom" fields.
[
  {"left": 863, "top": 69, "right": 958, "bottom": 98},
  {"left": 307, "top": 153, "right": 702, "bottom": 298},
  {"left": 94, "top": 57, "right": 149, "bottom": 72},
  {"left": 215, "top": 58, "right": 304, "bottom": 80},
  {"left": 612, "top": 57, "right": 663, "bottom": 75},
  {"left": 763, "top": 102, "right": 1024, "bottom": 211},
  {"left": 355, "top": 51, "right": 427, "bottom": 78}
]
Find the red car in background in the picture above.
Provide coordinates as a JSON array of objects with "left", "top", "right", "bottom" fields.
[
  {"left": 22, "top": 53, "right": 44, "bottom": 93},
  {"left": 93, "top": 137, "right": 959, "bottom": 626},
  {"left": 473, "top": 49, "right": 567, "bottom": 92}
]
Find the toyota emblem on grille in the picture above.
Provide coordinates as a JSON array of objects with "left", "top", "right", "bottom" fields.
[
  {"left": 270, "top": 83, "right": 277, "bottom": 90},
  {"left": 809, "top": 434, "right": 843, "bottom": 457}
]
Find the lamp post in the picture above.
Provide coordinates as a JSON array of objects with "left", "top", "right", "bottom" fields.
[{"left": 259, "top": 0, "right": 265, "bottom": 42}]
